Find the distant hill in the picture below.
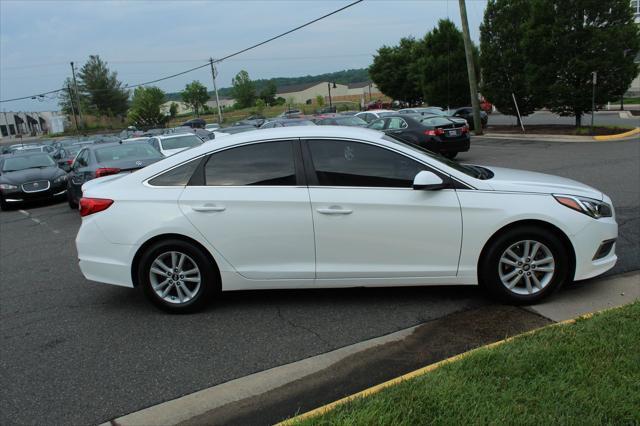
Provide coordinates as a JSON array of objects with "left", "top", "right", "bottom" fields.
[{"left": 165, "top": 68, "right": 370, "bottom": 101}]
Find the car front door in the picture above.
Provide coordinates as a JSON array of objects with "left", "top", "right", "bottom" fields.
[
  {"left": 68, "top": 148, "right": 90, "bottom": 200},
  {"left": 178, "top": 139, "right": 315, "bottom": 280},
  {"left": 303, "top": 138, "right": 462, "bottom": 279}
]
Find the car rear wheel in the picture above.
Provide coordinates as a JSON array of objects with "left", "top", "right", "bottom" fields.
[
  {"left": 442, "top": 152, "right": 458, "bottom": 159},
  {"left": 67, "top": 191, "right": 78, "bottom": 209},
  {"left": 479, "top": 226, "right": 569, "bottom": 304},
  {"left": 138, "top": 239, "right": 217, "bottom": 313}
]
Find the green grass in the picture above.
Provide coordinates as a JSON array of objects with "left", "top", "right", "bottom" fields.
[
  {"left": 294, "top": 301, "right": 640, "bottom": 426},
  {"left": 622, "top": 97, "right": 640, "bottom": 105}
]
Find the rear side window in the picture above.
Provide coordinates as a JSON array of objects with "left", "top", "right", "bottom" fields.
[
  {"left": 148, "top": 158, "right": 201, "bottom": 186},
  {"left": 307, "top": 140, "right": 427, "bottom": 188},
  {"left": 204, "top": 141, "right": 296, "bottom": 186}
]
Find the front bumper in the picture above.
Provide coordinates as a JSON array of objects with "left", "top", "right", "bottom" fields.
[
  {"left": 1, "top": 182, "right": 67, "bottom": 203},
  {"left": 571, "top": 217, "right": 618, "bottom": 281}
]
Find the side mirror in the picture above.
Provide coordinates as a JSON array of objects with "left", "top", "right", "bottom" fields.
[{"left": 413, "top": 171, "right": 448, "bottom": 190}]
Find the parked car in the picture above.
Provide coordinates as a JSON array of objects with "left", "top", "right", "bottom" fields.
[
  {"left": 66, "top": 141, "right": 163, "bottom": 209},
  {"left": 315, "top": 115, "right": 368, "bottom": 127},
  {"left": 180, "top": 118, "right": 207, "bottom": 129},
  {"left": 260, "top": 118, "right": 316, "bottom": 129},
  {"left": 278, "top": 109, "right": 302, "bottom": 118},
  {"left": 399, "top": 107, "right": 448, "bottom": 116},
  {"left": 55, "top": 143, "right": 94, "bottom": 172},
  {"left": 205, "top": 123, "right": 221, "bottom": 131},
  {"left": 75, "top": 126, "right": 617, "bottom": 313},
  {"left": 211, "top": 125, "right": 258, "bottom": 138},
  {"left": 0, "top": 151, "right": 68, "bottom": 210},
  {"left": 367, "top": 114, "right": 469, "bottom": 159},
  {"left": 234, "top": 115, "right": 266, "bottom": 128},
  {"left": 147, "top": 133, "right": 204, "bottom": 157},
  {"left": 355, "top": 110, "right": 396, "bottom": 124},
  {"left": 450, "top": 107, "right": 488, "bottom": 129}
]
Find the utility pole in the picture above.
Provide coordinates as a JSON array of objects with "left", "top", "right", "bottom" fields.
[
  {"left": 70, "top": 62, "right": 84, "bottom": 130},
  {"left": 458, "top": 0, "right": 483, "bottom": 135},
  {"left": 327, "top": 82, "right": 333, "bottom": 109},
  {"left": 591, "top": 71, "right": 597, "bottom": 134},
  {"left": 209, "top": 58, "right": 223, "bottom": 124},
  {"left": 66, "top": 84, "right": 80, "bottom": 134}
]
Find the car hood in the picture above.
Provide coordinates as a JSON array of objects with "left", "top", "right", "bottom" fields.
[
  {"left": 483, "top": 166, "right": 603, "bottom": 200},
  {"left": 0, "top": 166, "right": 64, "bottom": 184}
]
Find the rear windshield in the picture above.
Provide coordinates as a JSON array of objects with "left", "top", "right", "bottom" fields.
[
  {"left": 420, "top": 117, "right": 453, "bottom": 126},
  {"left": 282, "top": 120, "right": 316, "bottom": 127},
  {"left": 2, "top": 154, "right": 55, "bottom": 172},
  {"left": 377, "top": 112, "right": 395, "bottom": 117},
  {"left": 95, "top": 144, "right": 162, "bottom": 162},
  {"left": 335, "top": 117, "right": 367, "bottom": 126},
  {"left": 161, "top": 135, "right": 202, "bottom": 150}
]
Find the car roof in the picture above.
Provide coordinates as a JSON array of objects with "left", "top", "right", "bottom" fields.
[
  {"left": 82, "top": 141, "right": 150, "bottom": 150},
  {"left": 2, "top": 150, "right": 52, "bottom": 158},
  {"left": 156, "top": 133, "right": 199, "bottom": 140}
]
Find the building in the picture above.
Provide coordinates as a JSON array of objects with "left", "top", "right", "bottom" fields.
[
  {"left": 0, "top": 111, "right": 65, "bottom": 140},
  {"left": 206, "top": 96, "right": 236, "bottom": 110},
  {"left": 160, "top": 101, "right": 193, "bottom": 116},
  {"left": 275, "top": 81, "right": 384, "bottom": 105}
]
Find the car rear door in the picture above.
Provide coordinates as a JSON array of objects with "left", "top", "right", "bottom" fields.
[
  {"left": 303, "top": 138, "right": 462, "bottom": 279},
  {"left": 178, "top": 139, "right": 315, "bottom": 280}
]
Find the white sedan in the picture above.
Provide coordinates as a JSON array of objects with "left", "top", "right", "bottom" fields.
[
  {"left": 147, "top": 133, "right": 203, "bottom": 157},
  {"left": 76, "top": 127, "right": 617, "bottom": 312}
]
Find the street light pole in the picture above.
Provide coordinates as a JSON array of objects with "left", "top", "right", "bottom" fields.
[
  {"left": 327, "top": 82, "right": 333, "bottom": 109},
  {"left": 458, "top": 0, "right": 483, "bottom": 135},
  {"left": 591, "top": 71, "right": 597, "bottom": 134}
]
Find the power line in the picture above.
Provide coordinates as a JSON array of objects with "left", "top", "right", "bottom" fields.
[{"left": 0, "top": 0, "right": 364, "bottom": 104}]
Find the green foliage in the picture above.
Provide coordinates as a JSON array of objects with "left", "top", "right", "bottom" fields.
[
  {"left": 77, "top": 55, "right": 129, "bottom": 116},
  {"left": 523, "top": 0, "right": 640, "bottom": 126},
  {"left": 180, "top": 81, "right": 209, "bottom": 116},
  {"left": 315, "top": 95, "right": 325, "bottom": 107},
  {"left": 169, "top": 102, "right": 178, "bottom": 118},
  {"left": 369, "top": 37, "right": 422, "bottom": 104},
  {"left": 127, "top": 86, "right": 167, "bottom": 128},
  {"left": 415, "top": 19, "right": 478, "bottom": 108},
  {"left": 275, "top": 97, "right": 286, "bottom": 105},
  {"left": 258, "top": 81, "right": 277, "bottom": 105},
  {"left": 480, "top": 0, "right": 538, "bottom": 118},
  {"left": 231, "top": 70, "right": 257, "bottom": 109},
  {"left": 58, "top": 78, "right": 81, "bottom": 115},
  {"left": 254, "top": 98, "right": 266, "bottom": 115}
]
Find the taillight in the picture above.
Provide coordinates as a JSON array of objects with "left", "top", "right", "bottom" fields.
[
  {"left": 461, "top": 126, "right": 469, "bottom": 133},
  {"left": 79, "top": 198, "right": 113, "bottom": 217},
  {"left": 95, "top": 167, "right": 121, "bottom": 178},
  {"left": 425, "top": 128, "right": 445, "bottom": 136},
  {"left": 66, "top": 159, "right": 74, "bottom": 165}
]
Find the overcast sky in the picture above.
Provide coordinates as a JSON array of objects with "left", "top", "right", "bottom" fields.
[{"left": 0, "top": 0, "right": 488, "bottom": 112}]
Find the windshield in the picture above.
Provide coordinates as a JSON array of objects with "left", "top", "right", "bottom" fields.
[
  {"left": 336, "top": 117, "right": 367, "bottom": 126},
  {"left": 95, "top": 144, "right": 162, "bottom": 163},
  {"left": 2, "top": 154, "right": 56, "bottom": 172},
  {"left": 161, "top": 135, "right": 202, "bottom": 150},
  {"left": 382, "top": 135, "right": 491, "bottom": 180}
]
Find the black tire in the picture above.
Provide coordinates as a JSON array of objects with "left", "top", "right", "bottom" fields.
[
  {"left": 138, "top": 239, "right": 218, "bottom": 313},
  {"left": 479, "top": 226, "right": 570, "bottom": 304},
  {"left": 442, "top": 152, "right": 458, "bottom": 159},
  {"left": 0, "top": 197, "right": 9, "bottom": 211},
  {"left": 67, "top": 190, "right": 78, "bottom": 209}
]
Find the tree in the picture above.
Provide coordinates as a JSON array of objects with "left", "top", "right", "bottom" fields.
[
  {"left": 315, "top": 95, "right": 325, "bottom": 107},
  {"left": 181, "top": 81, "right": 209, "bottom": 116},
  {"left": 369, "top": 37, "right": 422, "bottom": 104},
  {"left": 58, "top": 78, "right": 82, "bottom": 115},
  {"left": 480, "top": 0, "right": 538, "bottom": 122},
  {"left": 254, "top": 98, "right": 266, "bottom": 115},
  {"left": 169, "top": 102, "right": 179, "bottom": 118},
  {"left": 414, "top": 19, "right": 479, "bottom": 108},
  {"left": 77, "top": 55, "right": 129, "bottom": 116},
  {"left": 259, "top": 80, "right": 277, "bottom": 105},
  {"left": 525, "top": 0, "right": 639, "bottom": 127},
  {"left": 232, "top": 70, "right": 256, "bottom": 108},
  {"left": 127, "top": 86, "right": 167, "bottom": 128}
]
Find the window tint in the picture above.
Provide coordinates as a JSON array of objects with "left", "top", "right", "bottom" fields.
[
  {"left": 369, "top": 119, "right": 386, "bottom": 130},
  {"left": 420, "top": 117, "right": 453, "bottom": 126},
  {"left": 95, "top": 144, "right": 162, "bottom": 162},
  {"left": 76, "top": 150, "right": 89, "bottom": 167},
  {"left": 160, "top": 135, "right": 202, "bottom": 151},
  {"left": 149, "top": 158, "right": 201, "bottom": 186},
  {"left": 307, "top": 140, "right": 427, "bottom": 188},
  {"left": 204, "top": 141, "right": 296, "bottom": 186},
  {"left": 387, "top": 118, "right": 408, "bottom": 129}
]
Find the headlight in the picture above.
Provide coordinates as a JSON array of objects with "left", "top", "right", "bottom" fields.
[
  {"left": 553, "top": 194, "right": 612, "bottom": 219},
  {"left": 0, "top": 183, "right": 18, "bottom": 190},
  {"left": 53, "top": 175, "right": 68, "bottom": 183}
]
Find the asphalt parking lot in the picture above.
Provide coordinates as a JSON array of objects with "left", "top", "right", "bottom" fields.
[{"left": 1, "top": 137, "right": 639, "bottom": 426}]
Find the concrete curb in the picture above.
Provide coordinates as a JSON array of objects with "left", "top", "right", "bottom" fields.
[
  {"left": 278, "top": 296, "right": 638, "bottom": 425},
  {"left": 593, "top": 127, "right": 640, "bottom": 141}
]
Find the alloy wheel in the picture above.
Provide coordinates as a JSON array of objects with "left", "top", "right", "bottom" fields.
[
  {"left": 498, "top": 240, "right": 555, "bottom": 295},
  {"left": 149, "top": 251, "right": 201, "bottom": 304}
]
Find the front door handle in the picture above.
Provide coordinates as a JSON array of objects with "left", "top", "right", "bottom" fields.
[
  {"left": 317, "top": 206, "right": 353, "bottom": 215},
  {"left": 192, "top": 204, "right": 226, "bottom": 212}
]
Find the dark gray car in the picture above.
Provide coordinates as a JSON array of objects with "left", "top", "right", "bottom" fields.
[{"left": 66, "top": 141, "right": 163, "bottom": 208}]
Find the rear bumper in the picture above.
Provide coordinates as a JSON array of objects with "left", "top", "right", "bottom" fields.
[{"left": 424, "top": 136, "right": 470, "bottom": 153}]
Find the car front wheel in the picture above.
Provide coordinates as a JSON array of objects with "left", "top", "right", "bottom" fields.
[
  {"left": 479, "top": 226, "right": 570, "bottom": 304},
  {"left": 138, "top": 239, "right": 217, "bottom": 313}
]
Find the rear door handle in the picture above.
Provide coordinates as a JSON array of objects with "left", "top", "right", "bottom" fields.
[
  {"left": 192, "top": 204, "right": 226, "bottom": 212},
  {"left": 317, "top": 206, "right": 353, "bottom": 215}
]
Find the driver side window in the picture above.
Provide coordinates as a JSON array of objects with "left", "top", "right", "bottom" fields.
[{"left": 369, "top": 119, "right": 386, "bottom": 130}]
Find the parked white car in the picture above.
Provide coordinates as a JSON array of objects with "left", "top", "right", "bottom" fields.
[
  {"left": 355, "top": 109, "right": 396, "bottom": 124},
  {"left": 205, "top": 123, "right": 220, "bottom": 131},
  {"left": 76, "top": 127, "right": 617, "bottom": 312},
  {"left": 147, "top": 133, "right": 203, "bottom": 157}
]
